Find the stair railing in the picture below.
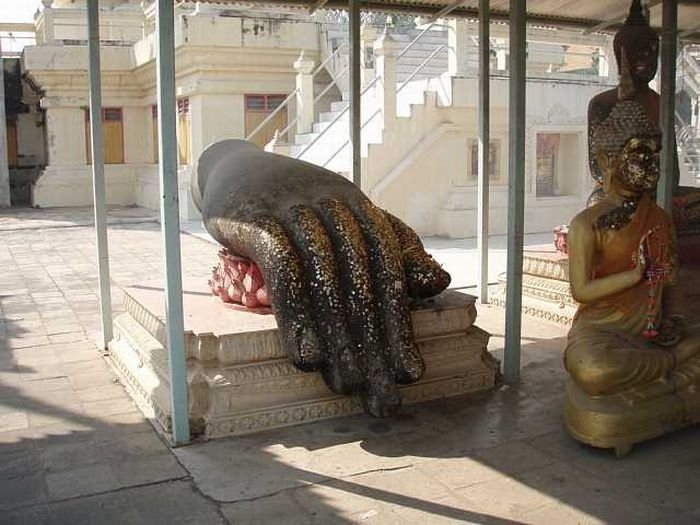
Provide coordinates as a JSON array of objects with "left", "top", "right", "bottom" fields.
[
  {"left": 294, "top": 75, "right": 381, "bottom": 162},
  {"left": 245, "top": 42, "right": 347, "bottom": 144},
  {"left": 396, "top": 44, "right": 446, "bottom": 94},
  {"left": 676, "top": 110, "right": 700, "bottom": 181},
  {"left": 321, "top": 42, "right": 447, "bottom": 169},
  {"left": 295, "top": 23, "right": 451, "bottom": 166},
  {"left": 275, "top": 47, "right": 350, "bottom": 140}
]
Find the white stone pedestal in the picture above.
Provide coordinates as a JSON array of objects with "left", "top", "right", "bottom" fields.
[
  {"left": 108, "top": 279, "right": 498, "bottom": 439},
  {"left": 492, "top": 244, "right": 578, "bottom": 325}
]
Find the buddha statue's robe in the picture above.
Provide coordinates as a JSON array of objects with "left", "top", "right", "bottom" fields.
[{"left": 565, "top": 197, "right": 700, "bottom": 398}]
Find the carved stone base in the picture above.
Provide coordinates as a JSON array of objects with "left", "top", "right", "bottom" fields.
[
  {"left": 564, "top": 379, "right": 700, "bottom": 457},
  {"left": 108, "top": 279, "right": 499, "bottom": 439},
  {"left": 493, "top": 245, "right": 577, "bottom": 325}
]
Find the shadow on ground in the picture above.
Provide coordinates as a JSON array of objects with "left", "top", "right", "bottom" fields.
[{"left": 172, "top": 334, "right": 700, "bottom": 524}]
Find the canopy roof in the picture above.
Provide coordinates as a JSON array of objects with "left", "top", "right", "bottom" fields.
[{"left": 199, "top": 0, "right": 700, "bottom": 38}]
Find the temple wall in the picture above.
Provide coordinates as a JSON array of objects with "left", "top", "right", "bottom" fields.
[{"left": 368, "top": 76, "right": 604, "bottom": 237}]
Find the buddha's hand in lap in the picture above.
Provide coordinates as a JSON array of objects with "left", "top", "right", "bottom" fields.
[{"left": 654, "top": 316, "right": 686, "bottom": 347}]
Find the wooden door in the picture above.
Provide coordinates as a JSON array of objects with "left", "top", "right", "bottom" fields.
[
  {"left": 7, "top": 119, "right": 18, "bottom": 167},
  {"left": 244, "top": 94, "right": 288, "bottom": 148}
]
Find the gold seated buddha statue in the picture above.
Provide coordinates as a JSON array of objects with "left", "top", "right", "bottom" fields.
[{"left": 564, "top": 100, "right": 700, "bottom": 457}]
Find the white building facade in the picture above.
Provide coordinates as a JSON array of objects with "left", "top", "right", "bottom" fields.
[{"left": 15, "top": 0, "right": 697, "bottom": 238}]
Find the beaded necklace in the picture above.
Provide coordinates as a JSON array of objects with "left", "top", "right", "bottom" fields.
[{"left": 635, "top": 227, "right": 672, "bottom": 339}]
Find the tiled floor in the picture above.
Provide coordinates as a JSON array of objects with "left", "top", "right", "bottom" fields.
[{"left": 1, "top": 206, "right": 699, "bottom": 524}]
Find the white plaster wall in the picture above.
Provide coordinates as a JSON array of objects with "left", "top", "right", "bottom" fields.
[
  {"left": 135, "top": 166, "right": 200, "bottom": 221},
  {"left": 123, "top": 106, "right": 151, "bottom": 164},
  {"left": 33, "top": 165, "right": 141, "bottom": 207},
  {"left": 135, "top": 167, "right": 160, "bottom": 211},
  {"left": 362, "top": 74, "right": 605, "bottom": 238},
  {"left": 190, "top": 94, "right": 245, "bottom": 162},
  {"left": 378, "top": 130, "right": 466, "bottom": 234},
  {"left": 179, "top": 15, "right": 243, "bottom": 47},
  {"left": 45, "top": 108, "right": 86, "bottom": 166}
]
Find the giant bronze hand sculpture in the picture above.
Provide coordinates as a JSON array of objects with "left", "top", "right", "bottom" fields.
[{"left": 193, "top": 140, "right": 450, "bottom": 418}]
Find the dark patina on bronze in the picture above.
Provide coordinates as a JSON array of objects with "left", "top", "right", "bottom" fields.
[{"left": 192, "top": 140, "right": 451, "bottom": 417}]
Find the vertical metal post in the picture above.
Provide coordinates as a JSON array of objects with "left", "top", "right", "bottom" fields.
[
  {"left": 658, "top": 0, "right": 677, "bottom": 212},
  {"left": 0, "top": 53, "right": 10, "bottom": 208},
  {"left": 504, "top": 0, "right": 526, "bottom": 383},
  {"left": 477, "top": 0, "right": 490, "bottom": 304},
  {"left": 87, "top": 0, "right": 113, "bottom": 349},
  {"left": 156, "top": 0, "right": 190, "bottom": 445},
  {"left": 349, "top": 0, "right": 362, "bottom": 187}
]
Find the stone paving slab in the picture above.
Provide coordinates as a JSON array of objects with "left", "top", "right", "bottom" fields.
[
  {"left": 0, "top": 206, "right": 159, "bottom": 232},
  {"left": 0, "top": 206, "right": 699, "bottom": 524}
]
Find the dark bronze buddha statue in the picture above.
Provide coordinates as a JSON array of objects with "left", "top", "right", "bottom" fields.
[{"left": 587, "top": 0, "right": 700, "bottom": 234}]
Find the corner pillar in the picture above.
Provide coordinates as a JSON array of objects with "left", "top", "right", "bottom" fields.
[
  {"left": 294, "top": 52, "right": 315, "bottom": 135},
  {"left": 447, "top": 19, "right": 471, "bottom": 77},
  {"left": 40, "top": 0, "right": 56, "bottom": 45},
  {"left": 373, "top": 31, "right": 400, "bottom": 132},
  {"left": 360, "top": 26, "right": 377, "bottom": 88}
]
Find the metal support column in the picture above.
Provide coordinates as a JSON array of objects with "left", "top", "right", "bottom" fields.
[
  {"left": 0, "top": 54, "right": 10, "bottom": 208},
  {"left": 349, "top": 0, "right": 361, "bottom": 187},
  {"left": 477, "top": 0, "right": 490, "bottom": 304},
  {"left": 87, "top": 0, "right": 113, "bottom": 349},
  {"left": 658, "top": 0, "right": 677, "bottom": 212},
  {"left": 504, "top": 0, "right": 526, "bottom": 383},
  {"left": 156, "top": 0, "right": 190, "bottom": 445}
]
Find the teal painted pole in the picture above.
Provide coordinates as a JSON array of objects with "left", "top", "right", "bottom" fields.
[
  {"left": 349, "top": 0, "right": 361, "bottom": 187},
  {"left": 156, "top": 0, "right": 190, "bottom": 445},
  {"left": 504, "top": 0, "right": 526, "bottom": 383},
  {"left": 658, "top": 0, "right": 677, "bottom": 212},
  {"left": 87, "top": 0, "right": 113, "bottom": 350},
  {"left": 477, "top": 0, "right": 490, "bottom": 305}
]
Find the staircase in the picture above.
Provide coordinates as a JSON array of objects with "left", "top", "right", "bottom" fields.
[
  {"left": 677, "top": 46, "right": 700, "bottom": 186},
  {"left": 272, "top": 25, "right": 450, "bottom": 177}
]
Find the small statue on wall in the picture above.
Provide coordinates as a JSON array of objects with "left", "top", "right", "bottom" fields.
[{"left": 193, "top": 139, "right": 451, "bottom": 418}]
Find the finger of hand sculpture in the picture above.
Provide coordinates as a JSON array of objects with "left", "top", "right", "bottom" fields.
[
  {"left": 316, "top": 198, "right": 399, "bottom": 416},
  {"left": 386, "top": 213, "right": 451, "bottom": 299},
  {"left": 286, "top": 204, "right": 363, "bottom": 394},
  {"left": 211, "top": 215, "right": 323, "bottom": 370},
  {"left": 194, "top": 140, "right": 450, "bottom": 417}
]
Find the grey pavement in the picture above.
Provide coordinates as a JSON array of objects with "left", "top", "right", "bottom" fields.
[{"left": 0, "top": 206, "right": 699, "bottom": 525}]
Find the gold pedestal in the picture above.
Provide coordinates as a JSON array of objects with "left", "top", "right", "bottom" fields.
[{"left": 564, "top": 380, "right": 700, "bottom": 457}]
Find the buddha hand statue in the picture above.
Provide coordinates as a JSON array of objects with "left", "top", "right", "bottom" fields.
[{"left": 192, "top": 140, "right": 451, "bottom": 417}]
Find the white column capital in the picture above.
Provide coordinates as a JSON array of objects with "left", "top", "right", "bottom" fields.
[
  {"left": 373, "top": 30, "right": 401, "bottom": 57},
  {"left": 293, "top": 51, "right": 316, "bottom": 75}
]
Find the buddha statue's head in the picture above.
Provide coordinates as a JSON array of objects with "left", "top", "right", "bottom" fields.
[
  {"left": 618, "top": 136, "right": 661, "bottom": 192},
  {"left": 614, "top": 0, "right": 659, "bottom": 90},
  {"left": 595, "top": 100, "right": 661, "bottom": 197}
]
